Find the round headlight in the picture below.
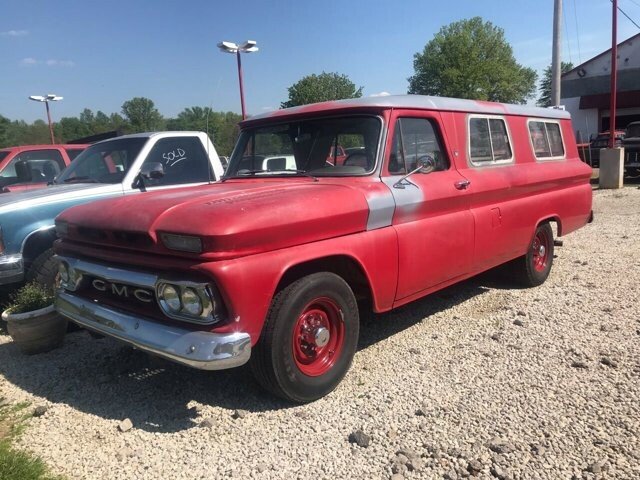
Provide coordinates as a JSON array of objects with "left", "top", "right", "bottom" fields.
[
  {"left": 58, "top": 262, "right": 69, "bottom": 283},
  {"left": 160, "top": 284, "right": 181, "bottom": 312},
  {"left": 181, "top": 288, "right": 202, "bottom": 316}
]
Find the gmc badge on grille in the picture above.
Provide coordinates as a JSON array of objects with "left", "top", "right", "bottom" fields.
[{"left": 91, "top": 279, "right": 154, "bottom": 303}]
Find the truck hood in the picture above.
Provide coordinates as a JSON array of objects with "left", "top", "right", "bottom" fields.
[
  {"left": 0, "top": 183, "right": 120, "bottom": 214},
  {"left": 58, "top": 180, "right": 371, "bottom": 259}
]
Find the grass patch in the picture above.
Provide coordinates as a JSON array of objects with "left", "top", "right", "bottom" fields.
[{"left": 0, "top": 400, "right": 64, "bottom": 480}]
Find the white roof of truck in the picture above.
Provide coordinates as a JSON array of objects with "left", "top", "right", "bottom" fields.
[{"left": 247, "top": 95, "right": 570, "bottom": 122}]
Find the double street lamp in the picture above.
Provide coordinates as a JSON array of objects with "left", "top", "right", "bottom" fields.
[
  {"left": 217, "top": 40, "right": 258, "bottom": 120},
  {"left": 29, "top": 94, "right": 63, "bottom": 144}
]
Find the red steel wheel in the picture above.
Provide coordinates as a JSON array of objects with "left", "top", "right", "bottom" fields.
[
  {"left": 292, "top": 297, "right": 345, "bottom": 377},
  {"left": 507, "top": 222, "right": 555, "bottom": 287},
  {"left": 531, "top": 228, "right": 551, "bottom": 272},
  {"left": 250, "top": 272, "right": 360, "bottom": 403}
]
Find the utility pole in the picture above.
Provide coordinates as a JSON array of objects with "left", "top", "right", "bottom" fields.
[
  {"left": 609, "top": 0, "right": 618, "bottom": 147},
  {"left": 550, "top": 0, "right": 562, "bottom": 107}
]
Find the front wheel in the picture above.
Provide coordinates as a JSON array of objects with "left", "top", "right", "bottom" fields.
[
  {"left": 509, "top": 223, "right": 554, "bottom": 287},
  {"left": 250, "top": 272, "right": 359, "bottom": 403}
]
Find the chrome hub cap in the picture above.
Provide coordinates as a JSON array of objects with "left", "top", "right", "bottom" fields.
[{"left": 314, "top": 326, "right": 330, "bottom": 348}]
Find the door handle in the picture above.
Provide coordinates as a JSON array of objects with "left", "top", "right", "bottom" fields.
[{"left": 454, "top": 179, "right": 471, "bottom": 190}]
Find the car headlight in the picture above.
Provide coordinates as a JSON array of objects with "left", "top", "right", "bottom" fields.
[
  {"left": 181, "top": 288, "right": 203, "bottom": 316},
  {"left": 159, "top": 284, "right": 181, "bottom": 312},
  {"left": 156, "top": 281, "right": 219, "bottom": 324}
]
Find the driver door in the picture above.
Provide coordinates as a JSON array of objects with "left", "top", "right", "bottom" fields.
[{"left": 384, "top": 113, "right": 474, "bottom": 301}]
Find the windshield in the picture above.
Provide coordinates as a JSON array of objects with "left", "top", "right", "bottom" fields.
[
  {"left": 225, "top": 115, "right": 381, "bottom": 177},
  {"left": 56, "top": 137, "right": 148, "bottom": 184}
]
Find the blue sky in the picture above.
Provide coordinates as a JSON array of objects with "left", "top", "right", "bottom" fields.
[{"left": 1, "top": 0, "right": 639, "bottom": 122}]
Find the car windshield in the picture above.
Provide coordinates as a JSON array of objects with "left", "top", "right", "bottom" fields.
[
  {"left": 56, "top": 137, "right": 148, "bottom": 184},
  {"left": 626, "top": 124, "right": 640, "bottom": 138},
  {"left": 225, "top": 115, "right": 381, "bottom": 178}
]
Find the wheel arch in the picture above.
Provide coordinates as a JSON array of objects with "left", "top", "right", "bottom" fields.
[
  {"left": 21, "top": 225, "right": 57, "bottom": 267},
  {"left": 275, "top": 254, "right": 374, "bottom": 312},
  {"left": 536, "top": 215, "right": 562, "bottom": 237}
]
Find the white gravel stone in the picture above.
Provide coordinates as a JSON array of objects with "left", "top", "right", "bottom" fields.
[{"left": 1, "top": 186, "right": 639, "bottom": 479}]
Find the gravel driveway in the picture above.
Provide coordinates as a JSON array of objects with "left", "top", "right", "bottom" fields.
[{"left": 1, "top": 186, "right": 639, "bottom": 480}]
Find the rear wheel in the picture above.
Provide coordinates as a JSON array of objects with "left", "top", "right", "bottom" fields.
[
  {"left": 509, "top": 223, "right": 554, "bottom": 287},
  {"left": 250, "top": 272, "right": 359, "bottom": 403}
]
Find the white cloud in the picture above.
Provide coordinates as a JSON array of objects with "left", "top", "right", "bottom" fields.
[
  {"left": 370, "top": 91, "right": 391, "bottom": 97},
  {"left": 19, "top": 58, "right": 75, "bottom": 67},
  {"left": 2, "top": 29, "right": 28, "bottom": 37},
  {"left": 261, "top": 106, "right": 275, "bottom": 111},
  {"left": 45, "top": 59, "right": 75, "bottom": 67}
]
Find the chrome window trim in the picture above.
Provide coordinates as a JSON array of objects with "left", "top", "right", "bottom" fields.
[
  {"left": 526, "top": 118, "right": 567, "bottom": 161},
  {"left": 467, "top": 114, "right": 515, "bottom": 167}
]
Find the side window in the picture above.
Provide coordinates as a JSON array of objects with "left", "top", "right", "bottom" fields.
[
  {"left": 469, "top": 116, "right": 513, "bottom": 165},
  {"left": 66, "top": 148, "right": 85, "bottom": 161},
  {"left": 388, "top": 118, "right": 449, "bottom": 175},
  {"left": 142, "top": 137, "right": 212, "bottom": 187},
  {"left": 0, "top": 149, "right": 65, "bottom": 183},
  {"left": 528, "top": 120, "right": 565, "bottom": 159}
]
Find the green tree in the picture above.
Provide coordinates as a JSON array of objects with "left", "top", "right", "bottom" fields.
[
  {"left": 121, "top": 97, "right": 164, "bottom": 132},
  {"left": 536, "top": 61, "right": 574, "bottom": 107},
  {"left": 166, "top": 107, "right": 242, "bottom": 156},
  {"left": 281, "top": 72, "right": 363, "bottom": 108},
  {"left": 408, "top": 17, "right": 537, "bottom": 104}
]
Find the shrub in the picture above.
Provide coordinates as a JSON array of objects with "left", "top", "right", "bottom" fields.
[{"left": 5, "top": 283, "right": 54, "bottom": 315}]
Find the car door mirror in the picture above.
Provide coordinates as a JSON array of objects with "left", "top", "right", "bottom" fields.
[
  {"left": 417, "top": 155, "right": 436, "bottom": 174},
  {"left": 140, "top": 162, "right": 165, "bottom": 180}
]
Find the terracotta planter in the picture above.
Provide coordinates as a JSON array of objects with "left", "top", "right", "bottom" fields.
[{"left": 2, "top": 305, "right": 67, "bottom": 355}]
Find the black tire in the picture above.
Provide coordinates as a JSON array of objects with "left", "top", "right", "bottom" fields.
[
  {"left": 250, "top": 272, "right": 359, "bottom": 403},
  {"left": 509, "top": 223, "right": 554, "bottom": 287},
  {"left": 25, "top": 248, "right": 58, "bottom": 290}
]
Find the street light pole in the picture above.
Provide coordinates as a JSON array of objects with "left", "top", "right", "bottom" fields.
[
  {"left": 28, "top": 94, "right": 63, "bottom": 144},
  {"left": 218, "top": 40, "right": 259, "bottom": 120},
  {"left": 236, "top": 49, "right": 246, "bottom": 119}
]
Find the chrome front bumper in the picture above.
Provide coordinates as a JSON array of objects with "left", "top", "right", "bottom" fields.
[
  {"left": 55, "top": 291, "right": 251, "bottom": 370},
  {"left": 0, "top": 254, "right": 24, "bottom": 285}
]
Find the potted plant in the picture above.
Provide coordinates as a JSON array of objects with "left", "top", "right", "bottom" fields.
[{"left": 1, "top": 282, "right": 67, "bottom": 355}]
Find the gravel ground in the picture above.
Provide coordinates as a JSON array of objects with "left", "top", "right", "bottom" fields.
[{"left": 1, "top": 186, "right": 639, "bottom": 480}]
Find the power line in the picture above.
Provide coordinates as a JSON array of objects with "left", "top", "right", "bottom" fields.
[
  {"left": 573, "top": 0, "right": 582, "bottom": 63},
  {"left": 612, "top": 0, "right": 640, "bottom": 29},
  {"left": 563, "top": 2, "right": 573, "bottom": 63}
]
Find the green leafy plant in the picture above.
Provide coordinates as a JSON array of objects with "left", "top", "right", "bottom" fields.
[{"left": 5, "top": 283, "right": 54, "bottom": 315}]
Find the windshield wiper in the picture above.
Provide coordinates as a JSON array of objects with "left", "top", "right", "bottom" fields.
[
  {"left": 62, "top": 176, "right": 98, "bottom": 184},
  {"left": 221, "top": 169, "right": 318, "bottom": 182}
]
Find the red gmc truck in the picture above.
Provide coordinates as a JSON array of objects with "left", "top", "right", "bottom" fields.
[{"left": 54, "top": 95, "right": 593, "bottom": 402}]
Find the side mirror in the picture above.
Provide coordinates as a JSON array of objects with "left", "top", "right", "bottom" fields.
[
  {"left": 417, "top": 155, "right": 436, "bottom": 174},
  {"left": 140, "top": 162, "right": 165, "bottom": 180}
]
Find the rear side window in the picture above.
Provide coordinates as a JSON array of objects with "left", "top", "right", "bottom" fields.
[
  {"left": 469, "top": 116, "right": 513, "bottom": 166},
  {"left": 528, "top": 120, "right": 565, "bottom": 159}
]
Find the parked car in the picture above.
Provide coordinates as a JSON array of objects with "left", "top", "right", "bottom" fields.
[
  {"left": 54, "top": 95, "right": 593, "bottom": 402},
  {"left": 623, "top": 122, "right": 640, "bottom": 177},
  {"left": 576, "top": 130, "right": 625, "bottom": 168},
  {"left": 0, "top": 131, "right": 223, "bottom": 289},
  {"left": 0, "top": 144, "right": 89, "bottom": 193}
]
